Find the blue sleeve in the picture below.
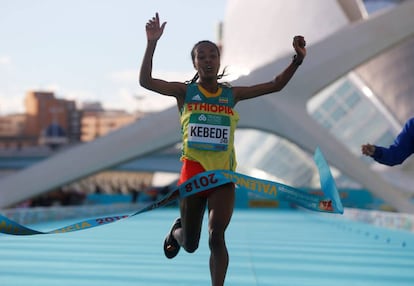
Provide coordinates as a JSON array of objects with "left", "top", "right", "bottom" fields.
[{"left": 372, "top": 118, "right": 414, "bottom": 166}]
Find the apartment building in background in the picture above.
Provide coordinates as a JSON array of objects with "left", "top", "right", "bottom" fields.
[
  {"left": 80, "top": 102, "right": 142, "bottom": 142},
  {"left": 0, "top": 113, "right": 34, "bottom": 148},
  {"left": 24, "top": 91, "right": 80, "bottom": 147},
  {"left": 0, "top": 91, "right": 142, "bottom": 148}
]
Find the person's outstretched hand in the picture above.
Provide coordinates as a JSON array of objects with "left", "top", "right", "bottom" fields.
[
  {"left": 145, "top": 12, "right": 166, "bottom": 42},
  {"left": 361, "top": 143, "right": 376, "bottom": 157},
  {"left": 292, "top": 35, "right": 306, "bottom": 62}
]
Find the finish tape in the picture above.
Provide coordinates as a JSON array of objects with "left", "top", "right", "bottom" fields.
[{"left": 0, "top": 147, "right": 343, "bottom": 236}]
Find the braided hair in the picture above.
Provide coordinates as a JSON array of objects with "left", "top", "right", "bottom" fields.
[{"left": 186, "top": 40, "right": 228, "bottom": 84}]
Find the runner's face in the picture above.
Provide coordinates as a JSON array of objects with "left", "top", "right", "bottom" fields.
[{"left": 193, "top": 43, "right": 220, "bottom": 80}]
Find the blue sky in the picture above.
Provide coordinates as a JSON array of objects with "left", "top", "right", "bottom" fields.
[{"left": 0, "top": 0, "right": 226, "bottom": 114}]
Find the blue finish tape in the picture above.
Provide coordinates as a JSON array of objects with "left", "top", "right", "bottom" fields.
[{"left": 0, "top": 147, "right": 343, "bottom": 236}]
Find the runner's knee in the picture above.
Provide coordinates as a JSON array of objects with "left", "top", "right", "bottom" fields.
[
  {"left": 182, "top": 239, "right": 199, "bottom": 253},
  {"left": 208, "top": 228, "right": 225, "bottom": 250}
]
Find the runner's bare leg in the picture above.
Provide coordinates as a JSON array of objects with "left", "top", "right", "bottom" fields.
[{"left": 207, "top": 183, "right": 235, "bottom": 286}]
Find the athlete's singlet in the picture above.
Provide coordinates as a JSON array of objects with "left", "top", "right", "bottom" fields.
[{"left": 180, "top": 83, "right": 239, "bottom": 171}]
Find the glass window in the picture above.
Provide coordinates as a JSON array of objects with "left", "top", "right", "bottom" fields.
[
  {"left": 336, "top": 81, "right": 352, "bottom": 97},
  {"left": 345, "top": 91, "right": 361, "bottom": 108},
  {"left": 321, "top": 96, "right": 336, "bottom": 112},
  {"left": 332, "top": 106, "right": 346, "bottom": 121}
]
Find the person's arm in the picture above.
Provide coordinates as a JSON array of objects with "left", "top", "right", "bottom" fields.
[
  {"left": 361, "top": 118, "right": 414, "bottom": 166},
  {"left": 139, "top": 13, "right": 186, "bottom": 105},
  {"left": 233, "top": 35, "right": 306, "bottom": 103}
]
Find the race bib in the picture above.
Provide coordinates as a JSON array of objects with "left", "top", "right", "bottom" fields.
[{"left": 187, "top": 113, "right": 230, "bottom": 151}]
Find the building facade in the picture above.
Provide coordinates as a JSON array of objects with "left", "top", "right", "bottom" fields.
[{"left": 0, "top": 91, "right": 142, "bottom": 148}]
